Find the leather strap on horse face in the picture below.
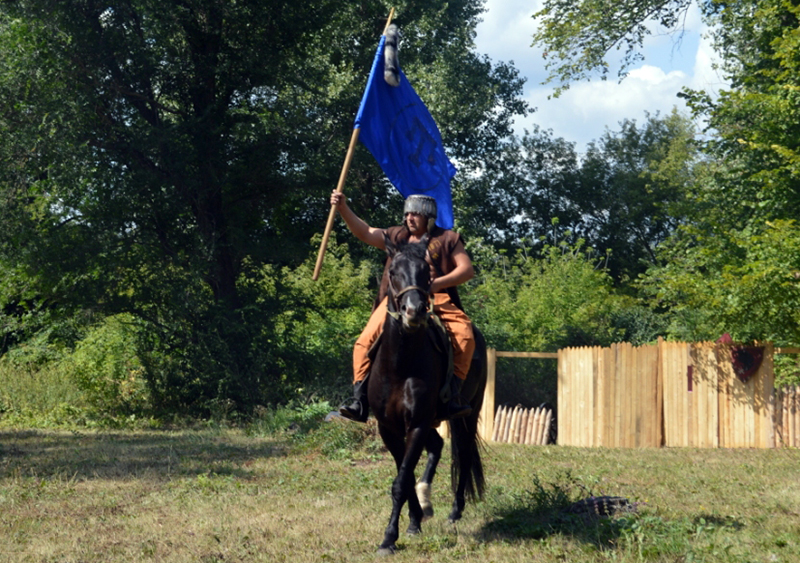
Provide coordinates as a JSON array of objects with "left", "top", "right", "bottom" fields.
[{"left": 387, "top": 282, "right": 430, "bottom": 322}]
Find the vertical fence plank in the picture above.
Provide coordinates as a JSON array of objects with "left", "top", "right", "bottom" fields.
[
  {"left": 604, "top": 346, "right": 615, "bottom": 447},
  {"left": 482, "top": 348, "right": 497, "bottom": 442},
  {"left": 557, "top": 348, "right": 567, "bottom": 445},
  {"left": 490, "top": 405, "right": 501, "bottom": 442},
  {"left": 494, "top": 406, "right": 506, "bottom": 443},
  {"left": 791, "top": 387, "right": 800, "bottom": 448},
  {"left": 542, "top": 409, "right": 552, "bottom": 445}
]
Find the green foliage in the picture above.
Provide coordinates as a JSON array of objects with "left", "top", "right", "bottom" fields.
[
  {"left": 467, "top": 239, "right": 629, "bottom": 352},
  {"left": 245, "top": 400, "right": 382, "bottom": 460},
  {"left": 238, "top": 235, "right": 374, "bottom": 407},
  {"left": 644, "top": 219, "right": 800, "bottom": 344},
  {"left": 0, "top": 1, "right": 527, "bottom": 416},
  {"left": 65, "top": 314, "right": 150, "bottom": 419},
  {"left": 466, "top": 238, "right": 633, "bottom": 406},
  {"left": 0, "top": 358, "right": 89, "bottom": 427},
  {"left": 246, "top": 401, "right": 334, "bottom": 436},
  {"left": 532, "top": 0, "right": 697, "bottom": 95},
  {"left": 456, "top": 111, "right": 699, "bottom": 282}
]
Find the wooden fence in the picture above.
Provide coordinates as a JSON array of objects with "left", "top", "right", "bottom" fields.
[
  {"left": 776, "top": 385, "right": 800, "bottom": 447},
  {"left": 438, "top": 349, "right": 555, "bottom": 444},
  {"left": 490, "top": 404, "right": 553, "bottom": 445},
  {"left": 558, "top": 342, "right": 661, "bottom": 447},
  {"left": 438, "top": 343, "right": 797, "bottom": 448},
  {"left": 558, "top": 339, "right": 777, "bottom": 448}
]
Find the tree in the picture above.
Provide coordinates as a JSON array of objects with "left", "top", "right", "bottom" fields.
[
  {"left": 643, "top": 0, "right": 800, "bottom": 344},
  {"left": 464, "top": 239, "right": 633, "bottom": 406},
  {"left": 574, "top": 110, "right": 699, "bottom": 281},
  {"left": 532, "top": 0, "right": 800, "bottom": 348},
  {"left": 457, "top": 111, "right": 698, "bottom": 282},
  {"left": 532, "top": 0, "right": 700, "bottom": 95},
  {"left": 0, "top": 1, "right": 527, "bottom": 414}
]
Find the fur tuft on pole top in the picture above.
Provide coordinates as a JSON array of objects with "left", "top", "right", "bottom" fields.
[{"left": 384, "top": 24, "right": 400, "bottom": 87}]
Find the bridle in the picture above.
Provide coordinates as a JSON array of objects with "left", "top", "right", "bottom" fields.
[{"left": 387, "top": 255, "right": 431, "bottom": 322}]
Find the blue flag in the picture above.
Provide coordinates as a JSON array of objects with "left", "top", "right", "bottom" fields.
[{"left": 355, "top": 35, "right": 456, "bottom": 230}]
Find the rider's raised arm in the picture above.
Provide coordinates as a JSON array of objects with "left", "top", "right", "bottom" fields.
[{"left": 330, "top": 191, "right": 386, "bottom": 250}]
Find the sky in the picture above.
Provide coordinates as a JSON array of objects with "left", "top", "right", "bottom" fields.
[{"left": 472, "top": 0, "right": 728, "bottom": 153}]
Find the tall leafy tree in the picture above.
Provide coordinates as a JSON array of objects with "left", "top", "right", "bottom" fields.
[
  {"left": 457, "top": 111, "right": 698, "bottom": 282},
  {"left": 575, "top": 110, "right": 698, "bottom": 281},
  {"left": 0, "top": 1, "right": 527, "bottom": 413},
  {"left": 645, "top": 0, "right": 800, "bottom": 344},
  {"left": 532, "top": 0, "right": 800, "bottom": 347},
  {"left": 532, "top": 0, "right": 701, "bottom": 95}
]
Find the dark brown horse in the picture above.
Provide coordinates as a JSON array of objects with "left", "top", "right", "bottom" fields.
[{"left": 369, "top": 235, "right": 486, "bottom": 555}]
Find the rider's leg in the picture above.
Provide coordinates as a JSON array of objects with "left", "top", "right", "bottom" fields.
[
  {"left": 340, "top": 298, "right": 388, "bottom": 422},
  {"left": 433, "top": 294, "right": 476, "bottom": 419}
]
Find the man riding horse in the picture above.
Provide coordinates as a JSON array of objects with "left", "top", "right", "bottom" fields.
[{"left": 330, "top": 191, "right": 474, "bottom": 422}]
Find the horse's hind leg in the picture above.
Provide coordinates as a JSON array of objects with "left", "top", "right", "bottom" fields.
[{"left": 415, "top": 428, "right": 444, "bottom": 522}]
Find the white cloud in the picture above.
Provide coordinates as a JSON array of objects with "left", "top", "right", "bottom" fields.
[
  {"left": 523, "top": 66, "right": 691, "bottom": 150},
  {"left": 690, "top": 27, "right": 726, "bottom": 94},
  {"left": 474, "top": 0, "right": 729, "bottom": 151}
]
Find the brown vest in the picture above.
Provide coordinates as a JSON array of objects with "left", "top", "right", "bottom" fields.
[{"left": 375, "top": 225, "right": 466, "bottom": 311}]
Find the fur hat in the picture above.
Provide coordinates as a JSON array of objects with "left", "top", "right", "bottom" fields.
[
  {"left": 403, "top": 195, "right": 437, "bottom": 219},
  {"left": 404, "top": 195, "right": 437, "bottom": 233}
]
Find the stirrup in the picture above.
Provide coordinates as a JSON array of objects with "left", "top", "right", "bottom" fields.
[{"left": 339, "top": 400, "right": 368, "bottom": 423}]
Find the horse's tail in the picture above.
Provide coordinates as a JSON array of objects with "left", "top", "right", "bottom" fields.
[
  {"left": 448, "top": 326, "right": 487, "bottom": 502},
  {"left": 448, "top": 410, "right": 485, "bottom": 502}
]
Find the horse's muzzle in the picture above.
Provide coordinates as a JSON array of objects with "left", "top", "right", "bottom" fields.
[{"left": 401, "top": 309, "right": 427, "bottom": 333}]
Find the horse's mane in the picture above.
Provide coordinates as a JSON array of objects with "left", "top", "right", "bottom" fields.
[{"left": 395, "top": 239, "right": 428, "bottom": 263}]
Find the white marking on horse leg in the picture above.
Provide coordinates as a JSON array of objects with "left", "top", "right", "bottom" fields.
[{"left": 415, "top": 482, "right": 434, "bottom": 522}]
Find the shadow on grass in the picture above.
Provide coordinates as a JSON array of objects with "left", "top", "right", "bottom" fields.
[
  {"left": 479, "top": 473, "right": 640, "bottom": 549},
  {"left": 0, "top": 429, "right": 286, "bottom": 482},
  {"left": 479, "top": 473, "right": 747, "bottom": 552},
  {"left": 481, "top": 500, "right": 636, "bottom": 549}
]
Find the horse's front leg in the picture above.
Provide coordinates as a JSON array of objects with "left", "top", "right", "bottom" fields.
[
  {"left": 377, "top": 425, "right": 427, "bottom": 555},
  {"left": 415, "top": 428, "right": 444, "bottom": 522}
]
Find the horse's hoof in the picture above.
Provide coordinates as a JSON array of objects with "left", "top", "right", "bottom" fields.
[
  {"left": 406, "top": 524, "right": 421, "bottom": 535},
  {"left": 377, "top": 545, "right": 396, "bottom": 556},
  {"left": 421, "top": 505, "right": 434, "bottom": 522},
  {"left": 448, "top": 512, "right": 462, "bottom": 523}
]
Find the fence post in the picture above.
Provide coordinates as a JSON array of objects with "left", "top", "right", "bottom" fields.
[{"left": 481, "top": 348, "right": 497, "bottom": 441}]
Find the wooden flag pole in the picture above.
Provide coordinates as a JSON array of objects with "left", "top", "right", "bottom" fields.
[{"left": 312, "top": 8, "right": 395, "bottom": 281}]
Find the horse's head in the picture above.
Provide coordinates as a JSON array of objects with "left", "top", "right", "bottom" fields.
[{"left": 385, "top": 234, "right": 431, "bottom": 333}]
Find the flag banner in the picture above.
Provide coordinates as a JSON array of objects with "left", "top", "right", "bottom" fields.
[{"left": 355, "top": 35, "right": 456, "bottom": 230}]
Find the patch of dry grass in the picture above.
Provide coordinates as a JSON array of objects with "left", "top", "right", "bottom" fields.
[{"left": 1, "top": 426, "right": 799, "bottom": 562}]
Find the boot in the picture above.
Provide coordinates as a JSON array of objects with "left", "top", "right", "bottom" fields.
[
  {"left": 446, "top": 377, "right": 472, "bottom": 420},
  {"left": 339, "top": 378, "right": 369, "bottom": 423}
]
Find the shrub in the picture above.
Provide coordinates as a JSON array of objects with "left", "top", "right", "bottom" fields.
[{"left": 66, "top": 314, "right": 150, "bottom": 418}]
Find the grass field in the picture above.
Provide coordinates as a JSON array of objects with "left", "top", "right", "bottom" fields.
[{"left": 1, "top": 421, "right": 799, "bottom": 562}]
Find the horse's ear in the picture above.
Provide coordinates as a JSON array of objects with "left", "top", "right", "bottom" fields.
[{"left": 384, "top": 233, "right": 397, "bottom": 257}]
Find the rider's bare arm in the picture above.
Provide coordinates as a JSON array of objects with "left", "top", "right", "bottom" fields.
[
  {"left": 430, "top": 246, "right": 474, "bottom": 294},
  {"left": 330, "top": 191, "right": 386, "bottom": 250}
]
